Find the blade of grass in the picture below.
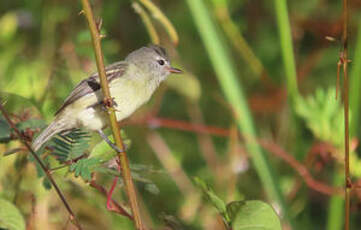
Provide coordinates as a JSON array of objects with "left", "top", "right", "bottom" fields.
[
  {"left": 274, "top": 0, "right": 298, "bottom": 101},
  {"left": 186, "top": 0, "right": 292, "bottom": 226},
  {"left": 349, "top": 19, "right": 361, "bottom": 136},
  {"left": 326, "top": 172, "right": 344, "bottom": 230}
]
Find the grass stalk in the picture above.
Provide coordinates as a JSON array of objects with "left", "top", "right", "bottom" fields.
[
  {"left": 186, "top": 0, "right": 291, "bottom": 226},
  {"left": 340, "top": 0, "right": 351, "bottom": 229},
  {"left": 349, "top": 19, "right": 361, "bottom": 136},
  {"left": 274, "top": 0, "right": 298, "bottom": 101},
  {"left": 326, "top": 171, "right": 344, "bottom": 230},
  {"left": 79, "top": 1, "right": 144, "bottom": 229}
]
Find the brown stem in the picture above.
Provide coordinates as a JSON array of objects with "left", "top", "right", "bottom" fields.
[
  {"left": 0, "top": 104, "right": 82, "bottom": 230},
  {"left": 79, "top": 1, "right": 144, "bottom": 229},
  {"left": 341, "top": 0, "right": 351, "bottom": 229},
  {"left": 89, "top": 180, "right": 133, "bottom": 219}
]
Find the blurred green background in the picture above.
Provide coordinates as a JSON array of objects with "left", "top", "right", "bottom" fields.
[{"left": 1, "top": 0, "right": 361, "bottom": 229}]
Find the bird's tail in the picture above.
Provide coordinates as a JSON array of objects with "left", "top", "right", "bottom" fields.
[{"left": 32, "top": 118, "right": 69, "bottom": 151}]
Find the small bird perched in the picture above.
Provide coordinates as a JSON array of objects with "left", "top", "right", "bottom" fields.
[{"left": 32, "top": 45, "right": 182, "bottom": 152}]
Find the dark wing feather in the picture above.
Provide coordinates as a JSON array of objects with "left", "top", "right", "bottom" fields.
[{"left": 55, "top": 61, "right": 128, "bottom": 115}]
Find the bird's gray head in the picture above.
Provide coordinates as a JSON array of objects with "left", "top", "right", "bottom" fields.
[{"left": 125, "top": 45, "right": 182, "bottom": 80}]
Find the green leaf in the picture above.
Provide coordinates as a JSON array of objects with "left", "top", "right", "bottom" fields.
[
  {"left": 0, "top": 116, "right": 11, "bottom": 143},
  {"left": 294, "top": 87, "right": 344, "bottom": 147},
  {"left": 42, "top": 178, "right": 52, "bottom": 190},
  {"left": 16, "top": 119, "right": 46, "bottom": 131},
  {"left": 226, "top": 200, "right": 245, "bottom": 223},
  {"left": 194, "top": 177, "right": 229, "bottom": 222},
  {"left": 232, "top": 200, "right": 281, "bottom": 230},
  {"left": 69, "top": 158, "right": 101, "bottom": 181},
  {"left": 0, "top": 199, "right": 25, "bottom": 230}
]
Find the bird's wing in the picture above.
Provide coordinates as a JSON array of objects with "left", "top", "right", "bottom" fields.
[{"left": 55, "top": 61, "right": 128, "bottom": 115}]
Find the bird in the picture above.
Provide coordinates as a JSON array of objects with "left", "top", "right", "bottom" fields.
[{"left": 32, "top": 45, "right": 182, "bottom": 152}]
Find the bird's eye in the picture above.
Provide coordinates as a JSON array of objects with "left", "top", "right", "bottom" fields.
[{"left": 157, "top": 59, "right": 165, "bottom": 65}]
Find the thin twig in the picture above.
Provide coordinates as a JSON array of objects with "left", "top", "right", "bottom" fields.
[
  {"left": 89, "top": 180, "right": 133, "bottom": 219},
  {"left": 79, "top": 1, "right": 144, "bottom": 229},
  {"left": 0, "top": 104, "right": 82, "bottom": 230},
  {"left": 258, "top": 139, "right": 343, "bottom": 196}
]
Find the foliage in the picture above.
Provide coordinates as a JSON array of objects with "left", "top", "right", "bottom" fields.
[
  {"left": 0, "top": 0, "right": 360, "bottom": 229},
  {"left": 294, "top": 87, "right": 344, "bottom": 147},
  {"left": 194, "top": 177, "right": 281, "bottom": 230},
  {"left": 0, "top": 199, "right": 25, "bottom": 230}
]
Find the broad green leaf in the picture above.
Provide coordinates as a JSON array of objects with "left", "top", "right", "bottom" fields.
[
  {"left": 232, "top": 200, "right": 281, "bottom": 230},
  {"left": 0, "top": 199, "right": 25, "bottom": 230}
]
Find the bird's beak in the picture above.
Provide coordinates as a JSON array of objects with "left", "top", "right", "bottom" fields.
[{"left": 167, "top": 66, "right": 182, "bottom": 74}]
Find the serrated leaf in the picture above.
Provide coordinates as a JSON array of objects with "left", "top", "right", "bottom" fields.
[
  {"left": 0, "top": 199, "right": 25, "bottom": 230},
  {"left": 294, "top": 87, "right": 344, "bottom": 147},
  {"left": 232, "top": 200, "right": 281, "bottom": 230},
  {"left": 69, "top": 158, "right": 101, "bottom": 181}
]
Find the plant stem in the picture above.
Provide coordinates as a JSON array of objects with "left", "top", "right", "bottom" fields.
[
  {"left": 341, "top": 0, "right": 350, "bottom": 229},
  {"left": 79, "top": 1, "right": 144, "bottom": 229},
  {"left": 274, "top": 0, "right": 298, "bottom": 101},
  {"left": 0, "top": 104, "right": 82, "bottom": 230},
  {"left": 138, "top": 0, "right": 179, "bottom": 45},
  {"left": 349, "top": 19, "right": 361, "bottom": 136}
]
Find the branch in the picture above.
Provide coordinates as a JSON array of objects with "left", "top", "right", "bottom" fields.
[
  {"left": 79, "top": 1, "right": 144, "bottom": 229},
  {"left": 257, "top": 139, "right": 343, "bottom": 196},
  {"left": 89, "top": 180, "right": 133, "bottom": 219},
  {"left": 0, "top": 104, "right": 82, "bottom": 230}
]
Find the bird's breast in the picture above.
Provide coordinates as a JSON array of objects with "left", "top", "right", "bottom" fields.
[{"left": 109, "top": 77, "right": 155, "bottom": 121}]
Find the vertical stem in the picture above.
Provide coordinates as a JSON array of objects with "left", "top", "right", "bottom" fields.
[
  {"left": 274, "top": 0, "right": 299, "bottom": 101},
  {"left": 79, "top": 1, "right": 144, "bottom": 229},
  {"left": 341, "top": 0, "right": 350, "bottom": 229}
]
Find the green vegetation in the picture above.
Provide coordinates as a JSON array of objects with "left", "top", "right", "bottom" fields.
[{"left": 0, "top": 0, "right": 359, "bottom": 229}]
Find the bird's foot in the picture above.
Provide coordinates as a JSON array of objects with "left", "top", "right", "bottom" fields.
[{"left": 88, "top": 97, "right": 118, "bottom": 112}]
